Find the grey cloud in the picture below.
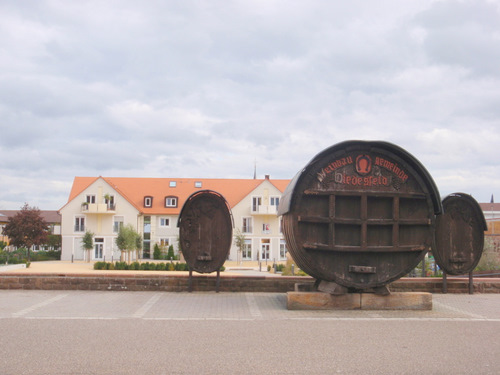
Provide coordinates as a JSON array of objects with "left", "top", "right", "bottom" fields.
[
  {"left": 0, "top": 0, "right": 499, "bottom": 209},
  {"left": 413, "top": 0, "right": 500, "bottom": 77}
]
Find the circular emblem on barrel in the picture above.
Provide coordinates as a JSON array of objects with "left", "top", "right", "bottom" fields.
[
  {"left": 356, "top": 154, "right": 372, "bottom": 175},
  {"left": 178, "top": 190, "right": 233, "bottom": 274}
]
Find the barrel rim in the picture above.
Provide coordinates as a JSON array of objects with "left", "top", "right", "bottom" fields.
[
  {"left": 434, "top": 192, "right": 487, "bottom": 275},
  {"left": 440, "top": 192, "right": 487, "bottom": 230},
  {"left": 278, "top": 140, "right": 442, "bottom": 216},
  {"left": 177, "top": 189, "right": 234, "bottom": 228}
]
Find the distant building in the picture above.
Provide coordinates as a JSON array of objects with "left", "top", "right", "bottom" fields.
[
  {"left": 0, "top": 210, "right": 61, "bottom": 249},
  {"left": 59, "top": 176, "right": 291, "bottom": 262}
]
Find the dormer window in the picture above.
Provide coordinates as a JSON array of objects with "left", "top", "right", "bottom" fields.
[
  {"left": 165, "top": 196, "right": 178, "bottom": 207},
  {"left": 169, "top": 181, "right": 177, "bottom": 188},
  {"left": 195, "top": 181, "right": 202, "bottom": 188},
  {"left": 144, "top": 196, "right": 153, "bottom": 208}
]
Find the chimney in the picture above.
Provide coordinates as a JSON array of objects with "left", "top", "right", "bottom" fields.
[{"left": 265, "top": 174, "right": 270, "bottom": 180}]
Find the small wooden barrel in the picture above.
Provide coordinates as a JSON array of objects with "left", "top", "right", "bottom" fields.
[
  {"left": 434, "top": 193, "right": 487, "bottom": 275},
  {"left": 178, "top": 190, "right": 233, "bottom": 274},
  {"left": 278, "top": 140, "right": 442, "bottom": 290}
]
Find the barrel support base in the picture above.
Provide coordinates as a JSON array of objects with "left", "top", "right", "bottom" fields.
[{"left": 287, "top": 291, "right": 432, "bottom": 310}]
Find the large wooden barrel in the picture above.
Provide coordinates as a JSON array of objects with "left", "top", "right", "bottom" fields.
[
  {"left": 178, "top": 190, "right": 233, "bottom": 274},
  {"left": 278, "top": 140, "right": 442, "bottom": 290},
  {"left": 434, "top": 193, "right": 487, "bottom": 275}
]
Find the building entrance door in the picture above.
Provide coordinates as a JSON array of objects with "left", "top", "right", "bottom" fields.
[
  {"left": 94, "top": 238, "right": 104, "bottom": 260},
  {"left": 261, "top": 240, "right": 270, "bottom": 260}
]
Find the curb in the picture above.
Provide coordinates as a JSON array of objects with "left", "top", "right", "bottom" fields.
[{"left": 0, "top": 273, "right": 499, "bottom": 293}]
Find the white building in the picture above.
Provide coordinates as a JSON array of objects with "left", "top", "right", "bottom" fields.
[{"left": 59, "top": 176, "right": 290, "bottom": 263}]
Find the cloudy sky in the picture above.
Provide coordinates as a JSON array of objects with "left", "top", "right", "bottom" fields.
[{"left": 1, "top": 0, "right": 499, "bottom": 210}]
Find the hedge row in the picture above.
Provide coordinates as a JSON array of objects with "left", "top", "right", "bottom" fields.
[
  {"left": 94, "top": 261, "right": 187, "bottom": 271},
  {"left": 0, "top": 250, "right": 61, "bottom": 264},
  {"left": 93, "top": 261, "right": 226, "bottom": 272}
]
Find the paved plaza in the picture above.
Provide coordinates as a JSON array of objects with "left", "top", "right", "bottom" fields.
[
  {"left": 1, "top": 290, "right": 500, "bottom": 374},
  {"left": 1, "top": 290, "right": 500, "bottom": 321}
]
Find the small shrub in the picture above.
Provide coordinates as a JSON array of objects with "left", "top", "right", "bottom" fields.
[
  {"left": 90, "top": 261, "right": 191, "bottom": 272},
  {"left": 475, "top": 238, "right": 500, "bottom": 271},
  {"left": 157, "top": 263, "right": 166, "bottom": 271},
  {"left": 30, "top": 250, "right": 61, "bottom": 262},
  {"left": 167, "top": 245, "right": 175, "bottom": 260},
  {"left": 114, "top": 261, "right": 128, "bottom": 270},
  {"left": 153, "top": 244, "right": 161, "bottom": 260},
  {"left": 175, "top": 263, "right": 188, "bottom": 271},
  {"left": 281, "top": 257, "right": 308, "bottom": 276}
]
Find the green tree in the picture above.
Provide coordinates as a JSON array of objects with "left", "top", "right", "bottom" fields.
[
  {"left": 167, "top": 244, "right": 175, "bottom": 260},
  {"left": 81, "top": 230, "right": 94, "bottom": 263},
  {"left": 153, "top": 243, "right": 161, "bottom": 260},
  {"left": 135, "top": 232, "right": 143, "bottom": 261},
  {"left": 176, "top": 235, "right": 184, "bottom": 261},
  {"left": 233, "top": 228, "right": 247, "bottom": 264},
  {"left": 475, "top": 237, "right": 500, "bottom": 271},
  {"left": 47, "top": 234, "right": 61, "bottom": 250},
  {"left": 2, "top": 203, "right": 49, "bottom": 261},
  {"left": 116, "top": 224, "right": 140, "bottom": 263}
]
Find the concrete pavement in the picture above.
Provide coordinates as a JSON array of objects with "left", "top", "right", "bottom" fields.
[
  {"left": 1, "top": 290, "right": 500, "bottom": 374},
  {"left": 1, "top": 290, "right": 500, "bottom": 321}
]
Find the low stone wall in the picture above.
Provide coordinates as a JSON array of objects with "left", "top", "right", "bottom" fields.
[
  {"left": 1, "top": 273, "right": 499, "bottom": 293},
  {"left": 0, "top": 273, "right": 307, "bottom": 292},
  {"left": 390, "top": 277, "right": 500, "bottom": 294}
]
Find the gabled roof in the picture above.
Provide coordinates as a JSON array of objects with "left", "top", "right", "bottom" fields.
[
  {"left": 64, "top": 176, "right": 291, "bottom": 215},
  {"left": 480, "top": 203, "right": 500, "bottom": 212},
  {"left": 0, "top": 210, "right": 61, "bottom": 224}
]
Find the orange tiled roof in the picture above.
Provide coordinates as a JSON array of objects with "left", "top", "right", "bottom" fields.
[{"left": 66, "top": 176, "right": 291, "bottom": 215}]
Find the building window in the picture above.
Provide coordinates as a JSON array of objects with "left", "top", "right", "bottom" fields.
[
  {"left": 165, "top": 196, "right": 178, "bottom": 207},
  {"left": 86, "top": 195, "right": 96, "bottom": 204},
  {"left": 252, "top": 196, "right": 262, "bottom": 212},
  {"left": 160, "top": 238, "right": 170, "bottom": 247},
  {"left": 143, "top": 216, "right": 151, "bottom": 258},
  {"left": 169, "top": 181, "right": 177, "bottom": 188},
  {"left": 144, "top": 196, "right": 153, "bottom": 207},
  {"left": 242, "top": 217, "right": 253, "bottom": 233},
  {"left": 159, "top": 217, "right": 170, "bottom": 227},
  {"left": 242, "top": 239, "right": 252, "bottom": 260},
  {"left": 74, "top": 217, "right": 85, "bottom": 232},
  {"left": 262, "top": 223, "right": 271, "bottom": 234},
  {"left": 104, "top": 194, "right": 115, "bottom": 210},
  {"left": 280, "top": 239, "right": 287, "bottom": 260},
  {"left": 113, "top": 216, "right": 124, "bottom": 233},
  {"left": 270, "top": 196, "right": 280, "bottom": 207},
  {"left": 195, "top": 181, "right": 202, "bottom": 188}
]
